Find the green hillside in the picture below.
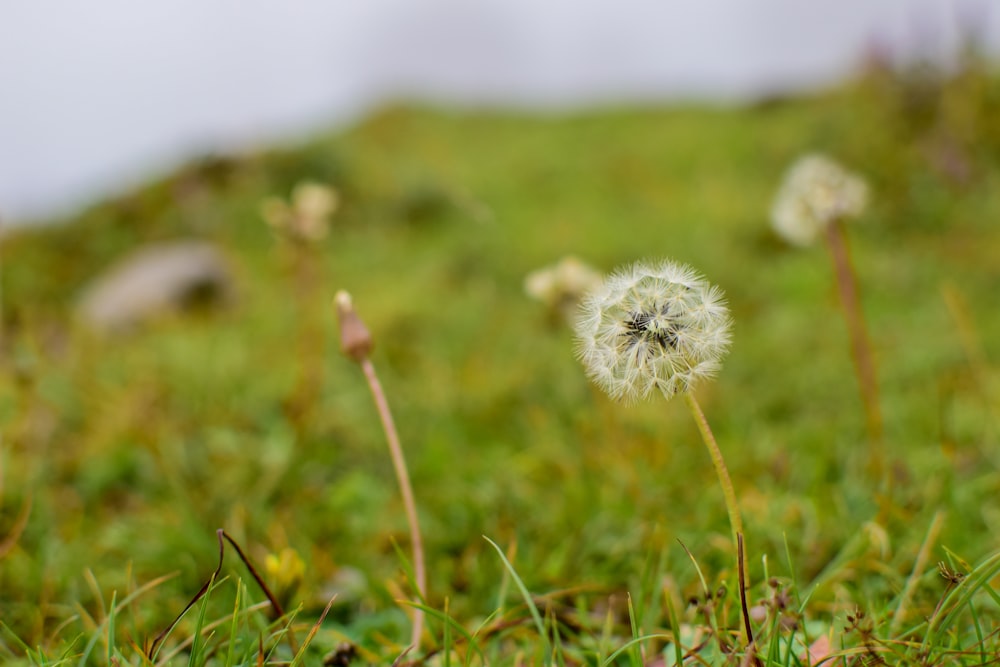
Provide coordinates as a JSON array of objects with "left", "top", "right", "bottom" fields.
[{"left": 3, "top": 64, "right": 1000, "bottom": 664}]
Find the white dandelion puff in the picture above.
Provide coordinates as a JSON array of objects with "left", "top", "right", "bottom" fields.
[
  {"left": 574, "top": 260, "right": 732, "bottom": 403},
  {"left": 771, "top": 154, "right": 869, "bottom": 247}
]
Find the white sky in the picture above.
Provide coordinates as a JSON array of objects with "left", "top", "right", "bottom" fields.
[{"left": 1, "top": 0, "right": 997, "bottom": 224}]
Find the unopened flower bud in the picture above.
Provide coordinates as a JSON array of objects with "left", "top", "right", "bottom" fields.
[{"left": 334, "top": 290, "right": 373, "bottom": 363}]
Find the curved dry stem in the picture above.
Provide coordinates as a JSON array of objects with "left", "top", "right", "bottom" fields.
[{"left": 360, "top": 358, "right": 426, "bottom": 650}]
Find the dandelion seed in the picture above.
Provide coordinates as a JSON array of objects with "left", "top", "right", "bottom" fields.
[
  {"left": 574, "top": 260, "right": 732, "bottom": 403},
  {"left": 771, "top": 154, "right": 869, "bottom": 246}
]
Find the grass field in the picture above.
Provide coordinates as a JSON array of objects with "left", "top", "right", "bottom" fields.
[{"left": 3, "top": 62, "right": 1000, "bottom": 665}]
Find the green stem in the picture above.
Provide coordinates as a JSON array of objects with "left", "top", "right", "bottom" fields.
[{"left": 683, "top": 392, "right": 744, "bottom": 556}]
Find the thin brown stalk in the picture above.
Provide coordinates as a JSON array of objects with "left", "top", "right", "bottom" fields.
[
  {"left": 824, "top": 219, "right": 884, "bottom": 474},
  {"left": 288, "top": 247, "right": 323, "bottom": 430},
  {"left": 360, "top": 357, "right": 427, "bottom": 650}
]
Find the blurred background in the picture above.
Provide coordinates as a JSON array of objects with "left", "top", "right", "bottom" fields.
[
  {"left": 5, "top": 3, "right": 1000, "bottom": 658},
  {"left": 2, "top": 0, "right": 998, "bottom": 226}
]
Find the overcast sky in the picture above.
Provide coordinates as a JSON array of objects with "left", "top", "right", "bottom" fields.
[{"left": 1, "top": 0, "right": 997, "bottom": 225}]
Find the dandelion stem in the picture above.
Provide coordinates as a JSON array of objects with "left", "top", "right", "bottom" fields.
[
  {"left": 824, "top": 219, "right": 884, "bottom": 475},
  {"left": 289, "top": 247, "right": 322, "bottom": 429},
  {"left": 359, "top": 357, "right": 426, "bottom": 650},
  {"left": 683, "top": 392, "right": 744, "bottom": 569}
]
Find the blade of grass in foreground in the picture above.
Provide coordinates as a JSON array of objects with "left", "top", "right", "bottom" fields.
[
  {"left": 288, "top": 594, "right": 338, "bottom": 667},
  {"left": 187, "top": 575, "right": 217, "bottom": 666},
  {"left": 663, "top": 589, "right": 685, "bottom": 667},
  {"left": 442, "top": 598, "right": 452, "bottom": 667},
  {"left": 483, "top": 536, "right": 551, "bottom": 665},
  {"left": 600, "top": 634, "right": 673, "bottom": 667},
  {"left": 224, "top": 580, "right": 244, "bottom": 667},
  {"left": 626, "top": 593, "right": 641, "bottom": 667},
  {"left": 601, "top": 594, "right": 672, "bottom": 667},
  {"left": 923, "top": 548, "right": 1000, "bottom": 656},
  {"left": 106, "top": 590, "right": 117, "bottom": 666},
  {"left": 402, "top": 601, "right": 489, "bottom": 665}
]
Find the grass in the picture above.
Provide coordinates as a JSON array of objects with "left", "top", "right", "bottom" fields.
[{"left": 3, "top": 59, "right": 1000, "bottom": 664}]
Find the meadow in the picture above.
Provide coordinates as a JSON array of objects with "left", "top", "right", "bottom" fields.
[{"left": 2, "top": 61, "right": 1000, "bottom": 664}]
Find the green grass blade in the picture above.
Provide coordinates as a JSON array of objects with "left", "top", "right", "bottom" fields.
[
  {"left": 405, "top": 601, "right": 487, "bottom": 665},
  {"left": 550, "top": 605, "right": 566, "bottom": 667},
  {"left": 662, "top": 588, "right": 685, "bottom": 667},
  {"left": 1, "top": 622, "right": 34, "bottom": 656},
  {"left": 599, "top": 634, "right": 673, "bottom": 667},
  {"left": 927, "top": 549, "right": 1000, "bottom": 643},
  {"left": 444, "top": 598, "right": 452, "bottom": 667},
  {"left": 106, "top": 591, "right": 117, "bottom": 665},
  {"left": 483, "top": 536, "right": 551, "bottom": 665},
  {"left": 225, "top": 580, "right": 244, "bottom": 667},
  {"left": 187, "top": 574, "right": 219, "bottom": 667},
  {"left": 626, "top": 594, "right": 641, "bottom": 667}
]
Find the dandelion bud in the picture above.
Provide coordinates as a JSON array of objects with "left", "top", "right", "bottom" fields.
[
  {"left": 574, "top": 260, "right": 731, "bottom": 403},
  {"left": 770, "top": 154, "right": 869, "bottom": 246},
  {"left": 334, "top": 290, "right": 373, "bottom": 363}
]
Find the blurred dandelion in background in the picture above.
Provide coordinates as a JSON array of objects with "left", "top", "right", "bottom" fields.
[
  {"left": 524, "top": 255, "right": 602, "bottom": 320},
  {"left": 771, "top": 154, "right": 885, "bottom": 477},
  {"left": 261, "top": 181, "right": 339, "bottom": 244},
  {"left": 771, "top": 153, "right": 869, "bottom": 247},
  {"left": 770, "top": 153, "right": 885, "bottom": 475}
]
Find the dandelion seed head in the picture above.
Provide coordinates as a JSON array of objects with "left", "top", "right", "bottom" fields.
[
  {"left": 574, "top": 260, "right": 732, "bottom": 403},
  {"left": 292, "top": 182, "right": 339, "bottom": 228},
  {"left": 771, "top": 154, "right": 869, "bottom": 246},
  {"left": 260, "top": 181, "right": 339, "bottom": 243}
]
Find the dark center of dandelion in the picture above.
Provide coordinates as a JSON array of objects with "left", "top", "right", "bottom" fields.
[{"left": 624, "top": 304, "right": 683, "bottom": 350}]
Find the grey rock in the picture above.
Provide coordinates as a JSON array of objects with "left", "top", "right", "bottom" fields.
[{"left": 77, "top": 240, "right": 234, "bottom": 332}]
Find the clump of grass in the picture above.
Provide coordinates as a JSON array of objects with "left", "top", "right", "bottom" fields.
[{"left": 146, "top": 529, "right": 290, "bottom": 661}]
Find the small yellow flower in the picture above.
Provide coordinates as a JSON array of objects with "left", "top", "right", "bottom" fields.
[{"left": 265, "top": 547, "right": 306, "bottom": 592}]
